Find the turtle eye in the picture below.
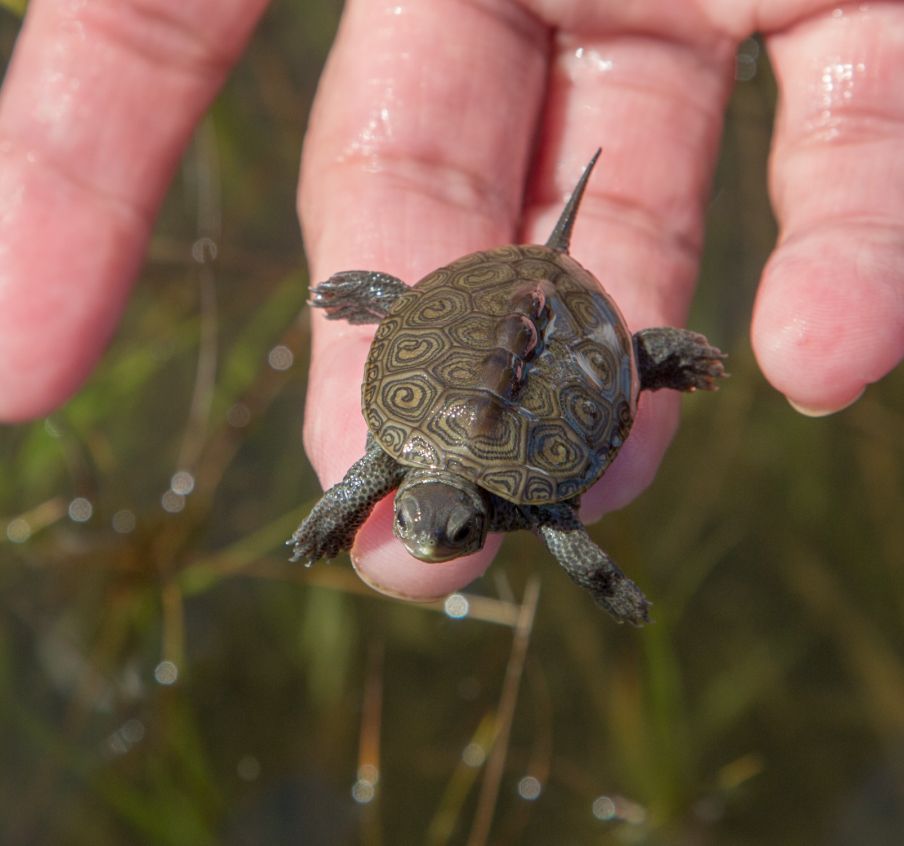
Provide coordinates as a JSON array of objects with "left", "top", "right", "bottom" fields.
[{"left": 395, "top": 510, "right": 407, "bottom": 529}]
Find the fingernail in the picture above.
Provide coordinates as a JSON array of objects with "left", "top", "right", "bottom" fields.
[
  {"left": 787, "top": 387, "right": 864, "bottom": 418},
  {"left": 349, "top": 551, "right": 446, "bottom": 603}
]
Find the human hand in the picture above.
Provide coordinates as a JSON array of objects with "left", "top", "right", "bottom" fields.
[
  {"left": 299, "top": 0, "right": 904, "bottom": 601},
  {"left": 0, "top": 0, "right": 268, "bottom": 421},
  {"left": 2, "top": 2, "right": 902, "bottom": 605}
]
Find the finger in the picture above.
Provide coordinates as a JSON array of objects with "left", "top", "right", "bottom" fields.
[
  {"left": 350, "top": 497, "right": 504, "bottom": 603},
  {"left": 522, "top": 22, "right": 735, "bottom": 521},
  {"left": 752, "top": 6, "right": 904, "bottom": 415},
  {"left": 0, "top": 0, "right": 267, "bottom": 421},
  {"left": 299, "top": 0, "right": 548, "bottom": 597}
]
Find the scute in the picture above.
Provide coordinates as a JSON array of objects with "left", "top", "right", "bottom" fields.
[{"left": 362, "top": 245, "right": 639, "bottom": 505}]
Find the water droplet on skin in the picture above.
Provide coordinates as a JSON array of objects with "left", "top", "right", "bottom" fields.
[
  {"left": 560, "top": 46, "right": 614, "bottom": 82},
  {"left": 820, "top": 61, "right": 869, "bottom": 110}
]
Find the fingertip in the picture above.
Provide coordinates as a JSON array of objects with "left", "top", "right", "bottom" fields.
[
  {"left": 0, "top": 358, "right": 90, "bottom": 423},
  {"left": 0, "top": 1, "right": 269, "bottom": 422},
  {"left": 350, "top": 496, "right": 500, "bottom": 602},
  {"left": 751, "top": 231, "right": 904, "bottom": 414}
]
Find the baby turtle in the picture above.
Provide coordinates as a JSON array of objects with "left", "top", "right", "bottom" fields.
[{"left": 290, "top": 150, "right": 725, "bottom": 625}]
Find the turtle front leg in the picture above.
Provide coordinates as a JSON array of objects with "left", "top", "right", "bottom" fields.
[
  {"left": 634, "top": 327, "right": 726, "bottom": 392},
  {"left": 311, "top": 271, "right": 408, "bottom": 324},
  {"left": 535, "top": 503, "right": 651, "bottom": 625},
  {"left": 289, "top": 442, "right": 406, "bottom": 565}
]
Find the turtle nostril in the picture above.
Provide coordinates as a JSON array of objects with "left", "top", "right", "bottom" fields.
[
  {"left": 395, "top": 495, "right": 422, "bottom": 531},
  {"left": 395, "top": 502, "right": 415, "bottom": 533},
  {"left": 451, "top": 524, "right": 470, "bottom": 544}
]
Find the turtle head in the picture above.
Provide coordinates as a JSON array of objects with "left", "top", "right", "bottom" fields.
[{"left": 393, "top": 470, "right": 488, "bottom": 562}]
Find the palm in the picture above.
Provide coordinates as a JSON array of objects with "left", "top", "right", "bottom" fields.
[{"left": 299, "top": 0, "right": 904, "bottom": 597}]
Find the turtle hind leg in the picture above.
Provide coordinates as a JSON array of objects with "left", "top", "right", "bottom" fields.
[
  {"left": 634, "top": 327, "right": 727, "bottom": 393},
  {"left": 535, "top": 504, "right": 651, "bottom": 625},
  {"left": 310, "top": 271, "right": 408, "bottom": 324}
]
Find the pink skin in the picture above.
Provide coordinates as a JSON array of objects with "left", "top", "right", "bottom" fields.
[{"left": 1, "top": 1, "right": 902, "bottom": 600}]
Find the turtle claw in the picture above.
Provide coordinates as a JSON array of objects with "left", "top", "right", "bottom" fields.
[
  {"left": 685, "top": 344, "right": 728, "bottom": 392},
  {"left": 665, "top": 333, "right": 727, "bottom": 392},
  {"left": 288, "top": 511, "right": 353, "bottom": 565},
  {"left": 285, "top": 534, "right": 329, "bottom": 568}
]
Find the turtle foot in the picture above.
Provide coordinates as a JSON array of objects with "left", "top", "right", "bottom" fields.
[
  {"left": 591, "top": 573, "right": 652, "bottom": 626},
  {"left": 635, "top": 327, "right": 727, "bottom": 393},
  {"left": 536, "top": 507, "right": 652, "bottom": 626},
  {"left": 288, "top": 507, "right": 356, "bottom": 565},
  {"left": 310, "top": 271, "right": 408, "bottom": 324}
]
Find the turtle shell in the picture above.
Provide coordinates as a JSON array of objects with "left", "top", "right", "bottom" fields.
[{"left": 362, "top": 243, "right": 639, "bottom": 505}]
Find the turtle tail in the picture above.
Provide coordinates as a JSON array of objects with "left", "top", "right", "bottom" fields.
[{"left": 544, "top": 148, "right": 602, "bottom": 253}]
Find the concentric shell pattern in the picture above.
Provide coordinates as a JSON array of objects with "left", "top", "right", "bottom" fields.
[{"left": 363, "top": 244, "right": 638, "bottom": 505}]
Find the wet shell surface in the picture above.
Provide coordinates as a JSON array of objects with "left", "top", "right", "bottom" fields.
[{"left": 362, "top": 243, "right": 639, "bottom": 505}]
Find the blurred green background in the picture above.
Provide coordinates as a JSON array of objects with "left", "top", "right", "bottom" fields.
[{"left": 2, "top": 4, "right": 903, "bottom": 845}]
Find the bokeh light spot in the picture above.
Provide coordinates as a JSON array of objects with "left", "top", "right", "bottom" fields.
[
  {"left": 444, "top": 593, "right": 469, "bottom": 619},
  {"left": 161, "top": 490, "right": 185, "bottom": 513},
  {"left": 154, "top": 660, "right": 179, "bottom": 685},
  {"left": 517, "top": 776, "right": 542, "bottom": 801},
  {"left": 351, "top": 767, "right": 379, "bottom": 806},
  {"left": 191, "top": 236, "right": 218, "bottom": 263},
  {"left": 227, "top": 402, "right": 251, "bottom": 428},
  {"left": 6, "top": 517, "right": 31, "bottom": 543},
  {"left": 462, "top": 742, "right": 485, "bottom": 768},
  {"left": 68, "top": 497, "right": 93, "bottom": 523},
  {"left": 268, "top": 345, "right": 294, "bottom": 371},
  {"left": 170, "top": 470, "right": 195, "bottom": 496},
  {"left": 237, "top": 755, "right": 261, "bottom": 782},
  {"left": 592, "top": 796, "right": 616, "bottom": 821},
  {"left": 111, "top": 509, "right": 136, "bottom": 534}
]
